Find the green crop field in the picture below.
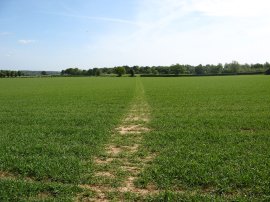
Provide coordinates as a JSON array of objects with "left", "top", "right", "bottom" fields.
[
  {"left": 0, "top": 76, "right": 269, "bottom": 201},
  {"left": 139, "top": 76, "right": 270, "bottom": 201}
]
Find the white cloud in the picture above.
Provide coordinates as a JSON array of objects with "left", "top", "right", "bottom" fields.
[
  {"left": 4, "top": 0, "right": 269, "bottom": 69},
  {"left": 18, "top": 39, "right": 36, "bottom": 45},
  {"left": 80, "top": 0, "right": 270, "bottom": 67},
  {"left": 187, "top": 0, "right": 270, "bottom": 17},
  {"left": 45, "top": 11, "right": 144, "bottom": 26}
]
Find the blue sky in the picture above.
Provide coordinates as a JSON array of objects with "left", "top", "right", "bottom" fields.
[{"left": 1, "top": 0, "right": 270, "bottom": 70}]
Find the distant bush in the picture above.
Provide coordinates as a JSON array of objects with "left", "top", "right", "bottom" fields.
[{"left": 114, "top": 67, "right": 126, "bottom": 77}]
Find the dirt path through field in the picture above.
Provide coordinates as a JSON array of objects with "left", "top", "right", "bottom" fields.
[{"left": 76, "top": 79, "right": 156, "bottom": 201}]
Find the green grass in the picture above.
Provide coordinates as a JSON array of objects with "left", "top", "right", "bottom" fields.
[
  {"left": 0, "top": 77, "right": 136, "bottom": 200},
  {"left": 0, "top": 76, "right": 269, "bottom": 201},
  {"left": 0, "top": 179, "right": 81, "bottom": 202},
  {"left": 139, "top": 76, "right": 270, "bottom": 201}
]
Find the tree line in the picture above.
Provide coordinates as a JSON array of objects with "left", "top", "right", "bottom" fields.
[
  {"left": 0, "top": 70, "right": 24, "bottom": 78},
  {"left": 61, "top": 67, "right": 127, "bottom": 77},
  {"left": 1, "top": 61, "right": 270, "bottom": 78},
  {"left": 61, "top": 61, "right": 270, "bottom": 76}
]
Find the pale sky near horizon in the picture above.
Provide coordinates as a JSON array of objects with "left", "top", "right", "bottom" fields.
[{"left": 0, "top": 0, "right": 270, "bottom": 71}]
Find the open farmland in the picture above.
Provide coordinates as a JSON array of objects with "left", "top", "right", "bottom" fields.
[
  {"left": 0, "top": 77, "right": 136, "bottom": 201},
  {"left": 0, "top": 76, "right": 270, "bottom": 201}
]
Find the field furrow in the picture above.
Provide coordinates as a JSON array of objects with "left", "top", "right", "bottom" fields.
[{"left": 76, "top": 80, "right": 157, "bottom": 201}]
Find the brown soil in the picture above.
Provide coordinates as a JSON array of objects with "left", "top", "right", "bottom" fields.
[
  {"left": 94, "top": 157, "right": 114, "bottom": 164},
  {"left": 0, "top": 171, "right": 15, "bottom": 179},
  {"left": 119, "top": 176, "right": 158, "bottom": 195},
  {"left": 124, "top": 116, "right": 149, "bottom": 122},
  {"left": 106, "top": 145, "right": 122, "bottom": 155},
  {"left": 36, "top": 192, "right": 52, "bottom": 200},
  {"left": 95, "top": 172, "right": 115, "bottom": 178},
  {"left": 122, "top": 144, "right": 139, "bottom": 152},
  {"left": 120, "top": 166, "right": 140, "bottom": 174},
  {"left": 78, "top": 89, "right": 157, "bottom": 201},
  {"left": 116, "top": 125, "right": 150, "bottom": 135}
]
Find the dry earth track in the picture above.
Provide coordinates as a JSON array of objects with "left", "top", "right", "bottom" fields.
[{"left": 76, "top": 80, "right": 157, "bottom": 201}]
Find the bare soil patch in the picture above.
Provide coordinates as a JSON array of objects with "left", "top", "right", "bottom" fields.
[
  {"left": 0, "top": 171, "right": 16, "bottom": 179},
  {"left": 36, "top": 192, "right": 52, "bottom": 200},
  {"left": 94, "top": 157, "right": 114, "bottom": 165},
  {"left": 79, "top": 85, "right": 157, "bottom": 201},
  {"left": 122, "top": 144, "right": 139, "bottom": 152},
  {"left": 106, "top": 145, "right": 122, "bottom": 155},
  {"left": 116, "top": 124, "right": 150, "bottom": 135},
  {"left": 95, "top": 172, "right": 114, "bottom": 178}
]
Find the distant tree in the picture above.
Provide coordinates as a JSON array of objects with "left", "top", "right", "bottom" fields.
[
  {"left": 106, "top": 68, "right": 113, "bottom": 74},
  {"left": 132, "top": 66, "right": 140, "bottom": 74},
  {"left": 74, "top": 68, "right": 81, "bottom": 75},
  {"left": 186, "top": 65, "right": 195, "bottom": 74},
  {"left": 264, "top": 62, "right": 270, "bottom": 69},
  {"left": 61, "top": 68, "right": 81, "bottom": 76},
  {"left": 252, "top": 63, "right": 264, "bottom": 69},
  {"left": 241, "top": 63, "right": 251, "bottom": 72},
  {"left": 41, "top": 71, "right": 47, "bottom": 75},
  {"left": 123, "top": 65, "right": 131, "bottom": 74},
  {"left": 195, "top": 65, "right": 205, "bottom": 75},
  {"left": 265, "top": 68, "right": 270, "bottom": 75},
  {"left": 115, "top": 67, "right": 126, "bottom": 77},
  {"left": 179, "top": 65, "right": 186, "bottom": 74},
  {"left": 10, "top": 71, "right": 15, "bottom": 77},
  {"left": 157, "top": 66, "right": 169, "bottom": 74},
  {"left": 87, "top": 69, "right": 93, "bottom": 76},
  {"left": 170, "top": 64, "right": 180, "bottom": 75},
  {"left": 209, "top": 63, "right": 223, "bottom": 74},
  {"left": 101, "top": 67, "right": 111, "bottom": 74},
  {"left": 95, "top": 69, "right": 101, "bottom": 76},
  {"left": 152, "top": 69, "right": 159, "bottom": 75},
  {"left": 170, "top": 64, "right": 185, "bottom": 75},
  {"left": 130, "top": 69, "right": 135, "bottom": 77},
  {"left": 223, "top": 61, "right": 239, "bottom": 73},
  {"left": 0, "top": 71, "right": 5, "bottom": 78},
  {"left": 229, "top": 61, "right": 240, "bottom": 73},
  {"left": 17, "top": 71, "right": 22, "bottom": 77},
  {"left": 144, "top": 66, "right": 152, "bottom": 74},
  {"left": 82, "top": 70, "right": 87, "bottom": 76},
  {"left": 6, "top": 70, "right": 11, "bottom": 77},
  {"left": 92, "top": 68, "right": 99, "bottom": 76}
]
